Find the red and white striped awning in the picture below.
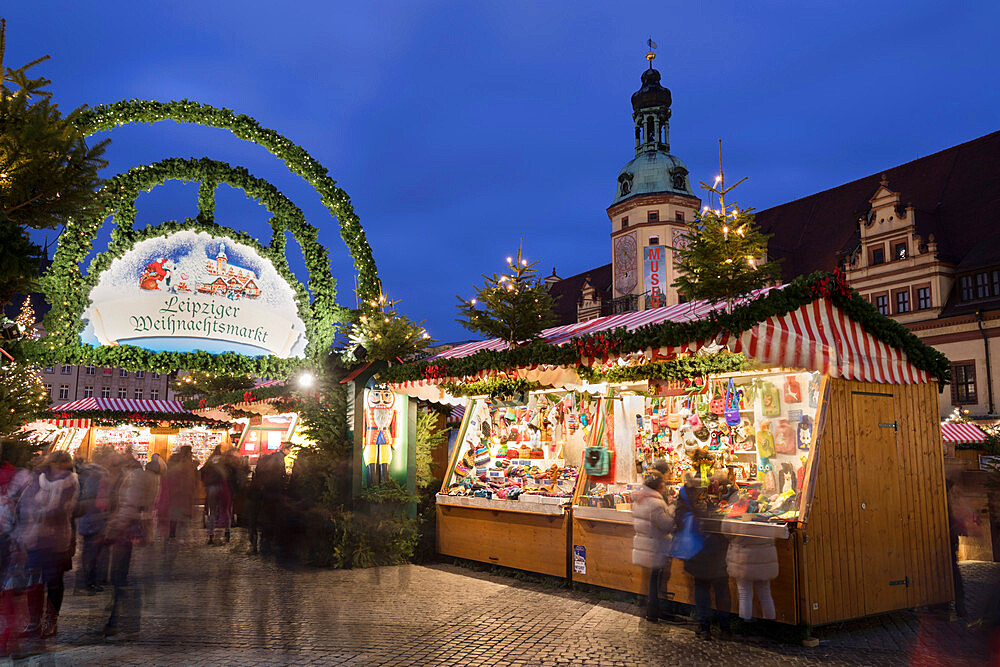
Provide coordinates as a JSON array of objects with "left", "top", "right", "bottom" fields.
[
  {"left": 39, "top": 418, "right": 91, "bottom": 429},
  {"left": 941, "top": 422, "right": 987, "bottom": 444},
  {"left": 50, "top": 397, "right": 188, "bottom": 413},
  {"left": 395, "top": 291, "right": 933, "bottom": 399}
]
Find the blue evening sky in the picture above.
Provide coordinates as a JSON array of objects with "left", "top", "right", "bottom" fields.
[{"left": 4, "top": 2, "right": 999, "bottom": 342}]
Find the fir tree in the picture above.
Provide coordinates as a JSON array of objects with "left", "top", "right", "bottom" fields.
[
  {"left": 456, "top": 242, "right": 557, "bottom": 345},
  {"left": 671, "top": 141, "right": 782, "bottom": 309},
  {"left": 342, "top": 295, "right": 434, "bottom": 365},
  {"left": 0, "top": 20, "right": 109, "bottom": 231}
]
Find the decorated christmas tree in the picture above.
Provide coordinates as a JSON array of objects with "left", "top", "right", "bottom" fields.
[
  {"left": 671, "top": 141, "right": 782, "bottom": 309},
  {"left": 342, "top": 294, "right": 435, "bottom": 364},
  {"left": 456, "top": 242, "right": 557, "bottom": 345},
  {"left": 0, "top": 359, "right": 46, "bottom": 438},
  {"left": 15, "top": 296, "right": 38, "bottom": 339}
]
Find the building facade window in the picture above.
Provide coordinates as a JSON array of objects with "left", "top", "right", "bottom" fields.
[
  {"left": 60, "top": 365, "right": 71, "bottom": 375},
  {"left": 875, "top": 294, "right": 889, "bottom": 315},
  {"left": 101, "top": 387, "right": 111, "bottom": 399},
  {"left": 675, "top": 211, "right": 684, "bottom": 222},
  {"left": 43, "top": 367, "right": 53, "bottom": 373},
  {"left": 134, "top": 389, "right": 143, "bottom": 400},
  {"left": 119, "top": 369, "right": 128, "bottom": 378},
  {"left": 894, "top": 241, "right": 907, "bottom": 260},
  {"left": 136, "top": 370, "right": 145, "bottom": 378},
  {"left": 894, "top": 290, "right": 910, "bottom": 314},
  {"left": 152, "top": 373, "right": 160, "bottom": 380},
  {"left": 85, "top": 365, "right": 96, "bottom": 375},
  {"left": 621, "top": 216, "right": 629, "bottom": 229},
  {"left": 118, "top": 387, "right": 127, "bottom": 399},
  {"left": 961, "top": 275, "right": 974, "bottom": 301},
  {"left": 150, "top": 389, "right": 159, "bottom": 400},
  {"left": 647, "top": 210, "right": 658, "bottom": 222},
  {"left": 58, "top": 385, "right": 69, "bottom": 400},
  {"left": 916, "top": 286, "right": 931, "bottom": 310},
  {"left": 648, "top": 236, "right": 659, "bottom": 245},
  {"left": 870, "top": 245, "right": 885, "bottom": 266},
  {"left": 952, "top": 362, "right": 977, "bottom": 405},
  {"left": 976, "top": 272, "right": 990, "bottom": 299},
  {"left": 83, "top": 386, "right": 94, "bottom": 398}
]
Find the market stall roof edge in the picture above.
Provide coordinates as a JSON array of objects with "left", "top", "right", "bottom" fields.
[{"left": 382, "top": 272, "right": 948, "bottom": 404}]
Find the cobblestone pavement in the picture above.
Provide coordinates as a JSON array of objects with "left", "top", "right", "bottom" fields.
[{"left": 8, "top": 532, "right": 998, "bottom": 666}]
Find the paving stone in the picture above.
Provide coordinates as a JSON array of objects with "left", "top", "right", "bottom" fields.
[{"left": 6, "top": 531, "right": 996, "bottom": 665}]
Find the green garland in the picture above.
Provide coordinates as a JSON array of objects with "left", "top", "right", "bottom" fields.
[
  {"left": 74, "top": 99, "right": 381, "bottom": 305},
  {"left": 29, "top": 157, "right": 351, "bottom": 377},
  {"left": 181, "top": 382, "right": 291, "bottom": 411},
  {"left": 441, "top": 377, "right": 544, "bottom": 400},
  {"left": 577, "top": 352, "right": 750, "bottom": 384},
  {"left": 380, "top": 271, "right": 951, "bottom": 385}
]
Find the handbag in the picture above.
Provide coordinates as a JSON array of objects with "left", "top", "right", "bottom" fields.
[
  {"left": 724, "top": 378, "right": 741, "bottom": 427},
  {"left": 670, "top": 488, "right": 705, "bottom": 561},
  {"left": 583, "top": 446, "right": 610, "bottom": 476}
]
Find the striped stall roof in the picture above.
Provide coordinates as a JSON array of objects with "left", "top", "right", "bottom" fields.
[
  {"left": 40, "top": 419, "right": 91, "bottom": 429},
  {"left": 409, "top": 287, "right": 932, "bottom": 387},
  {"left": 50, "top": 397, "right": 188, "bottom": 414},
  {"left": 940, "top": 422, "right": 988, "bottom": 444}
]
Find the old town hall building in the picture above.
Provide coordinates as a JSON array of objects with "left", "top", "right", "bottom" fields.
[{"left": 548, "top": 62, "right": 1000, "bottom": 420}]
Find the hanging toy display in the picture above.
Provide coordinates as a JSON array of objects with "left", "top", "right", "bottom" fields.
[
  {"left": 774, "top": 418, "right": 796, "bottom": 455},
  {"left": 784, "top": 375, "right": 802, "bottom": 403},
  {"left": 797, "top": 415, "right": 814, "bottom": 450}
]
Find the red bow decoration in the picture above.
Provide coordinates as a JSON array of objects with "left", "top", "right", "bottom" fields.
[{"left": 243, "top": 391, "right": 256, "bottom": 403}]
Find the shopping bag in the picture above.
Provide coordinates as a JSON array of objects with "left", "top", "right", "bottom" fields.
[
  {"left": 671, "top": 488, "right": 705, "bottom": 561},
  {"left": 583, "top": 446, "right": 610, "bottom": 476}
]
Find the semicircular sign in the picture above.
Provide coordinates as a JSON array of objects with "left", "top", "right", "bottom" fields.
[{"left": 83, "top": 230, "right": 307, "bottom": 359}]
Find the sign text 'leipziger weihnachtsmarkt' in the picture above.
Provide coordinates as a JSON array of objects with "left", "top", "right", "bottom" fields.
[{"left": 82, "top": 230, "right": 307, "bottom": 359}]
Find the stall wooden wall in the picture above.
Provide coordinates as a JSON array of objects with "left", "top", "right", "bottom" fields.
[
  {"left": 571, "top": 516, "right": 645, "bottom": 594},
  {"left": 799, "top": 379, "right": 953, "bottom": 626},
  {"left": 437, "top": 505, "right": 570, "bottom": 578}
]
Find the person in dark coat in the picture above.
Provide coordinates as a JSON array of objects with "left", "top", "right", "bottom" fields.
[
  {"left": 74, "top": 455, "right": 111, "bottom": 594},
  {"left": 246, "top": 442, "right": 290, "bottom": 555},
  {"left": 200, "top": 446, "right": 231, "bottom": 545},
  {"left": 676, "top": 480, "right": 731, "bottom": 639}
]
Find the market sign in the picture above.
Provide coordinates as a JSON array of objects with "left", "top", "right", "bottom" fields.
[
  {"left": 643, "top": 245, "right": 667, "bottom": 308},
  {"left": 82, "top": 230, "right": 307, "bottom": 359}
]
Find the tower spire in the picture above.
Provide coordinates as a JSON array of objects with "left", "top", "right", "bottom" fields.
[{"left": 645, "top": 36, "right": 657, "bottom": 69}]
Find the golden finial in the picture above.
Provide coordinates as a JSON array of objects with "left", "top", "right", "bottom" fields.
[{"left": 646, "top": 36, "right": 657, "bottom": 67}]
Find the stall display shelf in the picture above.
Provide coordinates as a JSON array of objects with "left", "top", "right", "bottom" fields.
[{"left": 436, "top": 493, "right": 567, "bottom": 514}]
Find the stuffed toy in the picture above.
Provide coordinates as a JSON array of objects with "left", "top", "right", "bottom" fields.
[{"left": 797, "top": 415, "right": 813, "bottom": 450}]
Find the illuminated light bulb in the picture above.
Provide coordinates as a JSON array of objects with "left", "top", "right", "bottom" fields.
[
  {"left": 724, "top": 259, "right": 733, "bottom": 264},
  {"left": 506, "top": 257, "right": 512, "bottom": 263},
  {"left": 470, "top": 299, "right": 477, "bottom": 305},
  {"left": 521, "top": 260, "right": 527, "bottom": 266},
  {"left": 715, "top": 175, "right": 721, "bottom": 183},
  {"left": 703, "top": 206, "right": 709, "bottom": 212}
]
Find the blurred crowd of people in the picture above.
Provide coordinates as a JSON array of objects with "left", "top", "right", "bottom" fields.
[{"left": 0, "top": 440, "right": 293, "bottom": 657}]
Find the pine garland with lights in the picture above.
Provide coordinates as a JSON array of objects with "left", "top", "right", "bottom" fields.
[
  {"left": 577, "top": 351, "right": 749, "bottom": 384},
  {"left": 342, "top": 295, "right": 435, "bottom": 365},
  {"left": 456, "top": 243, "right": 557, "bottom": 346},
  {"left": 441, "top": 377, "right": 544, "bottom": 400},
  {"left": 380, "top": 271, "right": 951, "bottom": 385},
  {"left": 73, "top": 99, "right": 381, "bottom": 306},
  {"left": 27, "top": 156, "right": 349, "bottom": 376}
]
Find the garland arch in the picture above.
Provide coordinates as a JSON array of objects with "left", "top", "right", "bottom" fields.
[
  {"left": 74, "top": 99, "right": 381, "bottom": 305},
  {"left": 34, "top": 157, "right": 350, "bottom": 376}
]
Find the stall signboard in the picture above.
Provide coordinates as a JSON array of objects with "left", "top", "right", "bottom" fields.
[
  {"left": 362, "top": 386, "right": 409, "bottom": 487},
  {"left": 643, "top": 245, "right": 667, "bottom": 308},
  {"left": 82, "top": 230, "right": 307, "bottom": 358}
]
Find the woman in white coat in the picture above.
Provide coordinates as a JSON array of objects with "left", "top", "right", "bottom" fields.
[
  {"left": 725, "top": 529, "right": 779, "bottom": 621},
  {"left": 632, "top": 470, "right": 674, "bottom": 622}
]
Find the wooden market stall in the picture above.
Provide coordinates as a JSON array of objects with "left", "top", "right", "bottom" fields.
[
  {"left": 42, "top": 397, "right": 231, "bottom": 464},
  {"left": 385, "top": 272, "right": 954, "bottom": 627}
]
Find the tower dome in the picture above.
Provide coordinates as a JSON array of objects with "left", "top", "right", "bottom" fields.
[{"left": 611, "top": 65, "right": 694, "bottom": 205}]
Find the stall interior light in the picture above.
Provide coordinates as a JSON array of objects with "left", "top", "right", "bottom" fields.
[{"left": 298, "top": 372, "right": 315, "bottom": 388}]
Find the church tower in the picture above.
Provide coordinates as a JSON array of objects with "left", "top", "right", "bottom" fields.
[
  {"left": 606, "top": 50, "right": 701, "bottom": 312},
  {"left": 216, "top": 243, "right": 228, "bottom": 274}
]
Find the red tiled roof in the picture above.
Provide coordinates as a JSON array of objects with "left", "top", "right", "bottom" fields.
[{"left": 755, "top": 130, "right": 1000, "bottom": 279}]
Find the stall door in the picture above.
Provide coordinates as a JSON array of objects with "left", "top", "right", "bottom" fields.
[{"left": 851, "top": 390, "right": 910, "bottom": 615}]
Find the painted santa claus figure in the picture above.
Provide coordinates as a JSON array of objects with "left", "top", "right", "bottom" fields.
[{"left": 140, "top": 258, "right": 173, "bottom": 291}]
